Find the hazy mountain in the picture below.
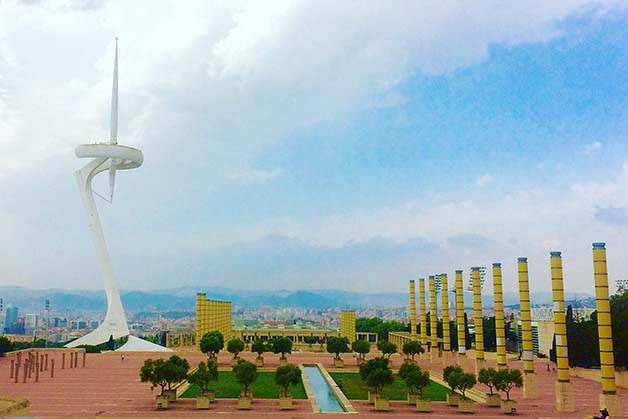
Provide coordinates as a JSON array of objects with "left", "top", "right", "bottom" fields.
[{"left": 0, "top": 286, "right": 594, "bottom": 314}]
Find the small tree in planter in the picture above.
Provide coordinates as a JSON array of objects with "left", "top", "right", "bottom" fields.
[
  {"left": 478, "top": 368, "right": 500, "bottom": 407},
  {"left": 495, "top": 368, "right": 523, "bottom": 414},
  {"left": 366, "top": 365, "right": 394, "bottom": 411},
  {"left": 376, "top": 340, "right": 398, "bottom": 360},
  {"left": 326, "top": 336, "right": 350, "bottom": 367},
  {"left": 402, "top": 341, "right": 423, "bottom": 361},
  {"left": 449, "top": 370, "right": 477, "bottom": 413},
  {"left": 187, "top": 360, "right": 218, "bottom": 409},
  {"left": 398, "top": 361, "right": 420, "bottom": 404},
  {"left": 251, "top": 339, "right": 267, "bottom": 367},
  {"left": 227, "top": 338, "right": 245, "bottom": 366},
  {"left": 233, "top": 360, "right": 257, "bottom": 409},
  {"left": 272, "top": 337, "right": 293, "bottom": 365},
  {"left": 304, "top": 336, "right": 319, "bottom": 350},
  {"left": 359, "top": 357, "right": 389, "bottom": 403},
  {"left": 406, "top": 368, "right": 431, "bottom": 412},
  {"left": 274, "top": 364, "right": 301, "bottom": 410},
  {"left": 200, "top": 331, "right": 224, "bottom": 361},
  {"left": 443, "top": 365, "right": 463, "bottom": 406},
  {"left": 351, "top": 339, "right": 370, "bottom": 364},
  {"left": 140, "top": 356, "right": 189, "bottom": 408}
]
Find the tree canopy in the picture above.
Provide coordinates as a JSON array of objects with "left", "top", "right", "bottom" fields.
[
  {"left": 139, "top": 355, "right": 189, "bottom": 395},
  {"left": 233, "top": 360, "right": 258, "bottom": 395},
  {"left": 187, "top": 360, "right": 218, "bottom": 397},
  {"left": 404, "top": 366, "right": 430, "bottom": 398},
  {"left": 351, "top": 339, "right": 370, "bottom": 360},
  {"left": 402, "top": 340, "right": 423, "bottom": 360},
  {"left": 200, "top": 331, "right": 224, "bottom": 358},
  {"left": 251, "top": 339, "right": 268, "bottom": 357},
  {"left": 478, "top": 367, "right": 498, "bottom": 395},
  {"left": 274, "top": 364, "right": 302, "bottom": 397},
  {"left": 376, "top": 340, "right": 397, "bottom": 358},
  {"left": 356, "top": 317, "right": 409, "bottom": 340},
  {"left": 447, "top": 370, "right": 476, "bottom": 400},
  {"left": 326, "top": 336, "right": 350, "bottom": 359},
  {"left": 227, "top": 338, "right": 245, "bottom": 358},
  {"left": 366, "top": 365, "right": 394, "bottom": 396},
  {"left": 495, "top": 368, "right": 523, "bottom": 401},
  {"left": 271, "top": 337, "right": 293, "bottom": 358}
]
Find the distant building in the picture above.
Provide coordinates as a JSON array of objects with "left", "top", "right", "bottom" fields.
[
  {"left": 517, "top": 320, "right": 554, "bottom": 357},
  {"left": 24, "top": 313, "right": 38, "bottom": 330},
  {"left": 340, "top": 310, "right": 356, "bottom": 343},
  {"left": 195, "top": 293, "right": 233, "bottom": 348},
  {"left": 5, "top": 305, "right": 18, "bottom": 329}
]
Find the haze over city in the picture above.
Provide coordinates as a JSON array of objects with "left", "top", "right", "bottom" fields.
[{"left": 1, "top": 1, "right": 628, "bottom": 295}]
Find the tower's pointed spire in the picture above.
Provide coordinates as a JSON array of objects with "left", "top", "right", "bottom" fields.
[{"left": 109, "top": 37, "right": 118, "bottom": 202}]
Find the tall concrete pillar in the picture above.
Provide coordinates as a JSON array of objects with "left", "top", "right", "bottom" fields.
[
  {"left": 550, "top": 251, "right": 574, "bottom": 412},
  {"left": 440, "top": 273, "right": 451, "bottom": 363},
  {"left": 419, "top": 278, "right": 427, "bottom": 353},
  {"left": 429, "top": 275, "right": 438, "bottom": 361},
  {"left": 455, "top": 270, "right": 466, "bottom": 361},
  {"left": 471, "top": 267, "right": 484, "bottom": 373},
  {"left": 492, "top": 263, "right": 507, "bottom": 369},
  {"left": 409, "top": 280, "right": 418, "bottom": 340},
  {"left": 592, "top": 243, "right": 620, "bottom": 415},
  {"left": 518, "top": 257, "right": 538, "bottom": 398}
]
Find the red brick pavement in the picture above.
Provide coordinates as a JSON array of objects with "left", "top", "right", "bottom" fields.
[{"left": 0, "top": 349, "right": 625, "bottom": 418}]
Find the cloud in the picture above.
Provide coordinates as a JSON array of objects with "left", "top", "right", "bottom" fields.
[
  {"left": 228, "top": 167, "right": 284, "bottom": 182},
  {"left": 582, "top": 141, "right": 602, "bottom": 154},
  {"left": 595, "top": 206, "right": 628, "bottom": 226},
  {"left": 476, "top": 174, "right": 493, "bottom": 186}
]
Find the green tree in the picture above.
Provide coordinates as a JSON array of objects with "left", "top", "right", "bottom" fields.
[
  {"left": 443, "top": 365, "right": 464, "bottom": 395},
  {"left": 402, "top": 340, "right": 423, "bottom": 361},
  {"left": 271, "top": 337, "right": 293, "bottom": 360},
  {"left": 233, "top": 360, "right": 258, "bottom": 397},
  {"left": 376, "top": 340, "right": 397, "bottom": 359},
  {"left": 200, "top": 331, "right": 224, "bottom": 359},
  {"left": 366, "top": 365, "right": 394, "bottom": 396},
  {"left": 139, "top": 356, "right": 189, "bottom": 395},
  {"left": 304, "top": 336, "right": 319, "bottom": 348},
  {"left": 398, "top": 360, "right": 419, "bottom": 380},
  {"left": 274, "top": 364, "right": 301, "bottom": 397},
  {"left": 404, "top": 367, "right": 430, "bottom": 399},
  {"left": 251, "top": 339, "right": 267, "bottom": 359},
  {"left": 477, "top": 367, "right": 498, "bottom": 395},
  {"left": 326, "top": 336, "right": 350, "bottom": 360},
  {"left": 187, "top": 360, "right": 218, "bottom": 397},
  {"left": 227, "top": 338, "right": 245, "bottom": 359},
  {"left": 351, "top": 339, "right": 370, "bottom": 361},
  {"left": 448, "top": 370, "right": 476, "bottom": 400},
  {"left": 359, "top": 357, "right": 389, "bottom": 382},
  {"left": 495, "top": 368, "right": 523, "bottom": 401},
  {"left": 483, "top": 317, "right": 496, "bottom": 352},
  {"left": 0, "top": 336, "right": 13, "bottom": 356},
  {"left": 356, "top": 317, "right": 409, "bottom": 340}
]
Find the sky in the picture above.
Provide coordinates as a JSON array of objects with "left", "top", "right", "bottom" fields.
[{"left": 1, "top": 0, "right": 627, "bottom": 295}]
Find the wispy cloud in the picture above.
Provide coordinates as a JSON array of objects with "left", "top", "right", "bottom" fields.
[
  {"left": 476, "top": 174, "right": 493, "bottom": 186},
  {"left": 228, "top": 167, "right": 284, "bottom": 182},
  {"left": 582, "top": 141, "right": 602, "bottom": 155}
]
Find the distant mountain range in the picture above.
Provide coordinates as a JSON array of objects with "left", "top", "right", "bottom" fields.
[{"left": 0, "top": 285, "right": 594, "bottom": 314}]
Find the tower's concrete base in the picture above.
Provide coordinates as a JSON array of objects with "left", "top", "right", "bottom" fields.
[
  {"left": 554, "top": 381, "right": 575, "bottom": 412},
  {"left": 599, "top": 393, "right": 620, "bottom": 417},
  {"left": 523, "top": 372, "right": 539, "bottom": 399},
  {"left": 474, "top": 358, "right": 485, "bottom": 374}
]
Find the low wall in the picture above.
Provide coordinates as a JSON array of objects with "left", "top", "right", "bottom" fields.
[{"left": 570, "top": 367, "right": 628, "bottom": 389}]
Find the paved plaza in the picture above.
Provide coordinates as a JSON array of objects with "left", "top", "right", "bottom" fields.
[{"left": 0, "top": 349, "right": 626, "bottom": 418}]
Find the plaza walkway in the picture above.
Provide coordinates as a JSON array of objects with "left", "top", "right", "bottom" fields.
[{"left": 0, "top": 349, "right": 626, "bottom": 418}]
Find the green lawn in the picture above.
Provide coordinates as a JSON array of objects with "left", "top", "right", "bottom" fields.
[
  {"left": 181, "top": 371, "right": 307, "bottom": 399},
  {"left": 330, "top": 372, "right": 449, "bottom": 401}
]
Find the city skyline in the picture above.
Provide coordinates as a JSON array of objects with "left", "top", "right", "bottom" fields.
[{"left": 1, "top": 2, "right": 628, "bottom": 294}]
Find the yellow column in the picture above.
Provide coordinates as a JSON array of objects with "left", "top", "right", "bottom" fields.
[
  {"left": 429, "top": 275, "right": 438, "bottom": 361},
  {"left": 419, "top": 278, "right": 427, "bottom": 354},
  {"left": 592, "top": 243, "right": 620, "bottom": 415},
  {"left": 518, "top": 257, "right": 538, "bottom": 399},
  {"left": 492, "top": 263, "right": 507, "bottom": 369},
  {"left": 550, "top": 251, "right": 575, "bottom": 412},
  {"left": 440, "top": 273, "right": 451, "bottom": 363},
  {"left": 455, "top": 270, "right": 466, "bottom": 362},
  {"left": 471, "top": 267, "right": 484, "bottom": 373},
  {"left": 409, "top": 280, "right": 418, "bottom": 340}
]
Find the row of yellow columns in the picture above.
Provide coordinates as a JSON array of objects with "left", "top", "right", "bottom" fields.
[{"left": 407, "top": 242, "right": 619, "bottom": 415}]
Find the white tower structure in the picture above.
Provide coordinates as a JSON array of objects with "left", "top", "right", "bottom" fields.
[{"left": 66, "top": 39, "right": 169, "bottom": 352}]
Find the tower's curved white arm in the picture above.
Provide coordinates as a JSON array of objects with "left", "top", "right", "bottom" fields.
[{"left": 65, "top": 144, "right": 142, "bottom": 348}]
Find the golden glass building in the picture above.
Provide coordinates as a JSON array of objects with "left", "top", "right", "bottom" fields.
[
  {"left": 195, "top": 293, "right": 232, "bottom": 348},
  {"left": 340, "top": 310, "right": 357, "bottom": 343}
]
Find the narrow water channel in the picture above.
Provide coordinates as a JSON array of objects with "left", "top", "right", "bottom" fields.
[{"left": 303, "top": 366, "right": 344, "bottom": 412}]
